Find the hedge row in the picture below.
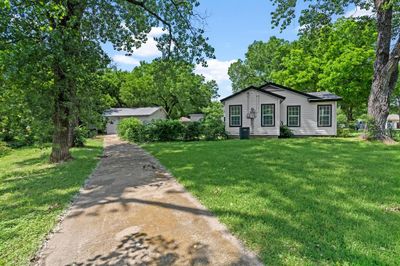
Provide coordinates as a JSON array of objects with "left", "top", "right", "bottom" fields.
[{"left": 117, "top": 118, "right": 226, "bottom": 143}]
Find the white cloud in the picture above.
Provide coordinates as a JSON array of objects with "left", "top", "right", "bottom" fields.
[
  {"left": 112, "top": 54, "right": 139, "bottom": 66},
  {"left": 132, "top": 27, "right": 166, "bottom": 58},
  {"left": 345, "top": 7, "right": 374, "bottom": 18},
  {"left": 147, "top": 27, "right": 166, "bottom": 38},
  {"left": 111, "top": 27, "right": 167, "bottom": 66},
  {"left": 195, "top": 59, "right": 236, "bottom": 82},
  {"left": 195, "top": 59, "right": 237, "bottom": 98}
]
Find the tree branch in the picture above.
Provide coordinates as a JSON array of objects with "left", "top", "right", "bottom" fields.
[{"left": 125, "top": 0, "right": 180, "bottom": 57}]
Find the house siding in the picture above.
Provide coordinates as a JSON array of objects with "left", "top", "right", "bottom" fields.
[
  {"left": 223, "top": 88, "right": 281, "bottom": 136},
  {"left": 105, "top": 109, "right": 167, "bottom": 134},
  {"left": 264, "top": 87, "right": 337, "bottom": 136}
]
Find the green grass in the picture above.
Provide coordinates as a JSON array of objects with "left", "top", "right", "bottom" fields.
[
  {"left": 144, "top": 138, "right": 400, "bottom": 265},
  {"left": 0, "top": 138, "right": 103, "bottom": 266}
]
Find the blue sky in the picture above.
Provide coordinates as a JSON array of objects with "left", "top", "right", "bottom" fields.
[{"left": 103, "top": 1, "right": 364, "bottom": 98}]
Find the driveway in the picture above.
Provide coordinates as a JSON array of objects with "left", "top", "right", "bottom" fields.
[{"left": 36, "top": 135, "right": 261, "bottom": 265}]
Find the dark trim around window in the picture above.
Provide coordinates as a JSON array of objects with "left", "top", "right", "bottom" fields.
[
  {"left": 229, "top": 105, "right": 242, "bottom": 127},
  {"left": 287, "top": 105, "right": 301, "bottom": 127},
  {"left": 261, "top": 104, "right": 275, "bottom": 127},
  {"left": 317, "top": 104, "right": 332, "bottom": 127}
]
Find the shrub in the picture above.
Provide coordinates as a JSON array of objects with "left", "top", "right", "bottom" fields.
[
  {"left": 0, "top": 141, "right": 11, "bottom": 157},
  {"left": 202, "top": 102, "right": 227, "bottom": 140},
  {"left": 280, "top": 125, "right": 294, "bottom": 138},
  {"left": 73, "top": 126, "right": 88, "bottom": 147},
  {"left": 117, "top": 118, "right": 144, "bottom": 142},
  {"left": 337, "top": 127, "right": 351, "bottom": 137},
  {"left": 364, "top": 116, "right": 381, "bottom": 140},
  {"left": 336, "top": 109, "right": 349, "bottom": 129},
  {"left": 150, "top": 119, "right": 185, "bottom": 141},
  {"left": 184, "top": 122, "right": 202, "bottom": 141}
]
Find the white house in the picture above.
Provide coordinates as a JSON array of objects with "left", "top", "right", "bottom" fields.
[
  {"left": 103, "top": 107, "right": 167, "bottom": 134},
  {"left": 220, "top": 83, "right": 342, "bottom": 137},
  {"left": 386, "top": 114, "right": 400, "bottom": 129}
]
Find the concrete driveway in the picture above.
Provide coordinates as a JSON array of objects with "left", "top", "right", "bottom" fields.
[{"left": 36, "top": 135, "right": 261, "bottom": 266}]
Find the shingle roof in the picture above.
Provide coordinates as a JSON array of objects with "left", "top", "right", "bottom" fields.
[
  {"left": 307, "top": 91, "right": 342, "bottom": 101},
  {"left": 103, "top": 107, "right": 162, "bottom": 117},
  {"left": 220, "top": 83, "right": 341, "bottom": 103},
  {"left": 220, "top": 85, "right": 286, "bottom": 102}
]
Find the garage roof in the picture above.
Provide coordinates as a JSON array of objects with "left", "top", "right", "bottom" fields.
[{"left": 103, "top": 107, "right": 163, "bottom": 117}]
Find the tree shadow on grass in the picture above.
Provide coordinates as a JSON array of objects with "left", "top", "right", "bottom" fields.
[
  {"left": 143, "top": 138, "right": 400, "bottom": 265},
  {"left": 0, "top": 142, "right": 103, "bottom": 265}
]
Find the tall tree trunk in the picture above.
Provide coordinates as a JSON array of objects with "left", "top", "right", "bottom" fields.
[
  {"left": 48, "top": 0, "right": 83, "bottom": 162},
  {"left": 368, "top": 0, "right": 400, "bottom": 139},
  {"left": 50, "top": 66, "right": 72, "bottom": 162}
]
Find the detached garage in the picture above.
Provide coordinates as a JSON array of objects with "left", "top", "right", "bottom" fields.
[{"left": 103, "top": 107, "right": 167, "bottom": 135}]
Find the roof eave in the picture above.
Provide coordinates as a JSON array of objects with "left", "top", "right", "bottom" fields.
[
  {"left": 308, "top": 98, "right": 342, "bottom": 102},
  {"left": 220, "top": 86, "right": 285, "bottom": 102}
]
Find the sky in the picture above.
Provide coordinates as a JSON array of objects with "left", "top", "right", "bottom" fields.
[{"left": 102, "top": 1, "right": 367, "bottom": 98}]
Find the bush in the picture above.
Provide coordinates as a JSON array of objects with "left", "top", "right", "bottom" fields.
[
  {"left": 117, "top": 118, "right": 144, "bottom": 142},
  {"left": 202, "top": 102, "right": 227, "bottom": 140},
  {"left": 280, "top": 125, "right": 294, "bottom": 138},
  {"left": 337, "top": 127, "right": 351, "bottom": 137},
  {"left": 150, "top": 119, "right": 185, "bottom": 141},
  {"left": 0, "top": 141, "right": 11, "bottom": 157},
  {"left": 184, "top": 122, "right": 202, "bottom": 141},
  {"left": 73, "top": 126, "right": 88, "bottom": 147},
  {"left": 364, "top": 116, "right": 381, "bottom": 140}
]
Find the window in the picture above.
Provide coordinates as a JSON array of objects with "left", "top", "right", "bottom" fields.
[
  {"left": 287, "top": 106, "right": 301, "bottom": 127},
  {"left": 261, "top": 104, "right": 275, "bottom": 127},
  {"left": 229, "top": 105, "right": 242, "bottom": 127},
  {"left": 318, "top": 105, "right": 332, "bottom": 127}
]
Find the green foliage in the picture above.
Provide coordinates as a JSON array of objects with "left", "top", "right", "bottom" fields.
[
  {"left": 229, "top": 18, "right": 375, "bottom": 123},
  {"left": 120, "top": 59, "right": 218, "bottom": 119},
  {"left": 279, "top": 125, "right": 294, "bottom": 138},
  {"left": 150, "top": 119, "right": 186, "bottom": 142},
  {"left": 201, "top": 102, "right": 226, "bottom": 140},
  {"left": 116, "top": 105, "right": 226, "bottom": 143},
  {"left": 117, "top": 118, "right": 144, "bottom": 143},
  {"left": 144, "top": 138, "right": 400, "bottom": 265},
  {"left": 337, "top": 128, "right": 352, "bottom": 137},
  {"left": 365, "top": 116, "right": 381, "bottom": 140},
  {"left": 0, "top": 141, "right": 11, "bottom": 157},
  {"left": 228, "top": 37, "right": 290, "bottom": 92},
  {"left": 73, "top": 126, "right": 89, "bottom": 147},
  {"left": 1, "top": 0, "right": 214, "bottom": 160},
  {"left": 336, "top": 108, "right": 349, "bottom": 129},
  {"left": 184, "top": 122, "right": 202, "bottom": 141},
  {"left": 0, "top": 138, "right": 103, "bottom": 265}
]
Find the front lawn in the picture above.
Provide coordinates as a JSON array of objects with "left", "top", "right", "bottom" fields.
[
  {"left": 0, "top": 138, "right": 103, "bottom": 266},
  {"left": 144, "top": 138, "right": 400, "bottom": 265}
]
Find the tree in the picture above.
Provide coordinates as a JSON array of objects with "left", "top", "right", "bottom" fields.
[
  {"left": 317, "top": 19, "right": 376, "bottom": 122},
  {"left": 120, "top": 59, "right": 218, "bottom": 118},
  {"left": 1, "top": 0, "right": 214, "bottom": 162},
  {"left": 100, "top": 69, "right": 129, "bottom": 108},
  {"left": 228, "top": 37, "right": 290, "bottom": 92},
  {"left": 229, "top": 18, "right": 376, "bottom": 123},
  {"left": 271, "top": 0, "right": 400, "bottom": 140}
]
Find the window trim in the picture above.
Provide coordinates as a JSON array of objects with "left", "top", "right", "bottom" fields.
[
  {"left": 317, "top": 104, "right": 332, "bottom": 127},
  {"left": 287, "top": 105, "right": 301, "bottom": 127},
  {"left": 229, "top": 105, "right": 242, "bottom": 127},
  {"left": 261, "top": 104, "right": 275, "bottom": 127}
]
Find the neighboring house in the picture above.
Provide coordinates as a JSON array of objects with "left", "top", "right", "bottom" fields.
[
  {"left": 103, "top": 107, "right": 167, "bottom": 134},
  {"left": 179, "top": 117, "right": 191, "bottom": 123},
  {"left": 220, "top": 83, "right": 342, "bottom": 137},
  {"left": 386, "top": 114, "right": 400, "bottom": 129},
  {"left": 189, "top": 113, "right": 204, "bottom": 122},
  {"left": 179, "top": 114, "right": 204, "bottom": 123}
]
